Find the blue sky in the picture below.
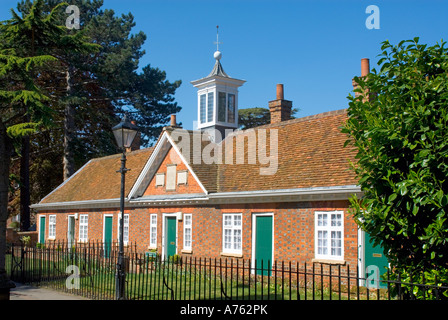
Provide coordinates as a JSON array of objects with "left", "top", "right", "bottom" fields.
[{"left": 1, "top": 0, "right": 448, "bottom": 131}]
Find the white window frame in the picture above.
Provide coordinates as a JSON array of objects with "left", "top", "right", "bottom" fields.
[
  {"left": 79, "top": 214, "right": 89, "bottom": 243},
  {"left": 207, "top": 91, "right": 214, "bottom": 122},
  {"left": 199, "top": 94, "right": 206, "bottom": 124},
  {"left": 222, "top": 213, "right": 243, "bottom": 255},
  {"left": 183, "top": 214, "right": 192, "bottom": 251},
  {"left": 314, "top": 211, "right": 344, "bottom": 261},
  {"left": 149, "top": 214, "right": 157, "bottom": 249},
  {"left": 48, "top": 215, "right": 56, "bottom": 239},
  {"left": 118, "top": 214, "right": 130, "bottom": 245}
]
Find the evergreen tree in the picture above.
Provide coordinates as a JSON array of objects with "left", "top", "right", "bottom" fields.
[
  {"left": 238, "top": 107, "right": 298, "bottom": 129},
  {"left": 2, "top": 0, "right": 182, "bottom": 227},
  {"left": 17, "top": 0, "right": 182, "bottom": 171},
  {"left": 0, "top": 33, "right": 57, "bottom": 299},
  {"left": 0, "top": 0, "right": 99, "bottom": 230},
  {"left": 238, "top": 107, "right": 271, "bottom": 130}
]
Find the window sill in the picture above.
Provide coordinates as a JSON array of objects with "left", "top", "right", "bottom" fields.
[
  {"left": 220, "top": 252, "right": 243, "bottom": 258},
  {"left": 181, "top": 249, "right": 193, "bottom": 254},
  {"left": 312, "top": 258, "right": 346, "bottom": 265}
]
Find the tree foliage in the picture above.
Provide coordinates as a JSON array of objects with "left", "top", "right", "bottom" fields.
[
  {"left": 0, "top": 0, "right": 101, "bottom": 230},
  {"left": 343, "top": 38, "right": 448, "bottom": 299},
  {"left": 0, "top": 16, "right": 57, "bottom": 290},
  {"left": 238, "top": 107, "right": 271, "bottom": 130},
  {"left": 14, "top": 0, "right": 182, "bottom": 167},
  {"left": 238, "top": 107, "right": 298, "bottom": 130},
  {"left": 1, "top": 0, "right": 182, "bottom": 222}
]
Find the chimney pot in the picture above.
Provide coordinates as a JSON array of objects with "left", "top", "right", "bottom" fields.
[
  {"left": 353, "top": 58, "right": 371, "bottom": 101},
  {"left": 276, "top": 84, "right": 284, "bottom": 100},
  {"left": 361, "top": 58, "right": 370, "bottom": 77},
  {"left": 170, "top": 114, "right": 177, "bottom": 127}
]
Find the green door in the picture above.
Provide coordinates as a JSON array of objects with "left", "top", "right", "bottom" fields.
[
  {"left": 364, "top": 232, "right": 389, "bottom": 289},
  {"left": 255, "top": 215, "right": 273, "bottom": 276},
  {"left": 39, "top": 216, "right": 46, "bottom": 244},
  {"left": 165, "top": 217, "right": 177, "bottom": 258},
  {"left": 67, "top": 216, "right": 75, "bottom": 249},
  {"left": 104, "top": 216, "right": 113, "bottom": 258}
]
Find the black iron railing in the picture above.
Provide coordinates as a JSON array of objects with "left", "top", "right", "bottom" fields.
[{"left": 5, "top": 241, "right": 448, "bottom": 300}]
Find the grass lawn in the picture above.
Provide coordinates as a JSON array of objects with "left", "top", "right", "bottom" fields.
[{"left": 5, "top": 250, "right": 391, "bottom": 300}]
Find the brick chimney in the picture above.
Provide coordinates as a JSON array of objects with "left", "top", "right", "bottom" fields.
[
  {"left": 268, "top": 84, "right": 292, "bottom": 124},
  {"left": 352, "top": 58, "right": 370, "bottom": 99}
]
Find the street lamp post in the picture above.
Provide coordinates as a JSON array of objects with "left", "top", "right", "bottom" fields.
[{"left": 112, "top": 114, "right": 139, "bottom": 300}]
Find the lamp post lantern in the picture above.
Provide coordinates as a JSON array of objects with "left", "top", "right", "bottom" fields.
[{"left": 112, "top": 113, "right": 139, "bottom": 300}]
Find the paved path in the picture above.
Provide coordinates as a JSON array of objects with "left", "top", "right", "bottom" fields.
[{"left": 10, "top": 282, "right": 89, "bottom": 300}]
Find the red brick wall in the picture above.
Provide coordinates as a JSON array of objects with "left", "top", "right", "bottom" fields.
[
  {"left": 143, "top": 147, "right": 204, "bottom": 196},
  {"left": 37, "top": 199, "right": 358, "bottom": 268},
  {"left": 37, "top": 209, "right": 122, "bottom": 246}
]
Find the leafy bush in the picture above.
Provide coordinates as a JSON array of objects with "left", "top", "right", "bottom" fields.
[{"left": 343, "top": 38, "right": 448, "bottom": 299}]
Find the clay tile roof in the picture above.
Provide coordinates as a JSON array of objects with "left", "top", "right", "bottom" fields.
[
  {"left": 39, "top": 147, "right": 154, "bottom": 204},
  {"left": 38, "top": 108, "right": 357, "bottom": 205},
  {"left": 216, "top": 108, "right": 357, "bottom": 192}
]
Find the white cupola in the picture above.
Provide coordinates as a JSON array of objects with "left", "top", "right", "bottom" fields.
[{"left": 191, "top": 27, "right": 245, "bottom": 141}]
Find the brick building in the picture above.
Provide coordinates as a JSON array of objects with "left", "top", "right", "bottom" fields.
[{"left": 31, "top": 50, "right": 387, "bottom": 278}]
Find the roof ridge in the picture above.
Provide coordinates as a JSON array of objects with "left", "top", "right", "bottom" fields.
[
  {"left": 222, "top": 108, "right": 348, "bottom": 141},
  {"left": 90, "top": 146, "right": 154, "bottom": 162},
  {"left": 252, "top": 108, "right": 348, "bottom": 130}
]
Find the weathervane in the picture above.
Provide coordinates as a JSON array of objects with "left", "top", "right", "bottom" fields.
[{"left": 214, "top": 25, "right": 222, "bottom": 52}]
